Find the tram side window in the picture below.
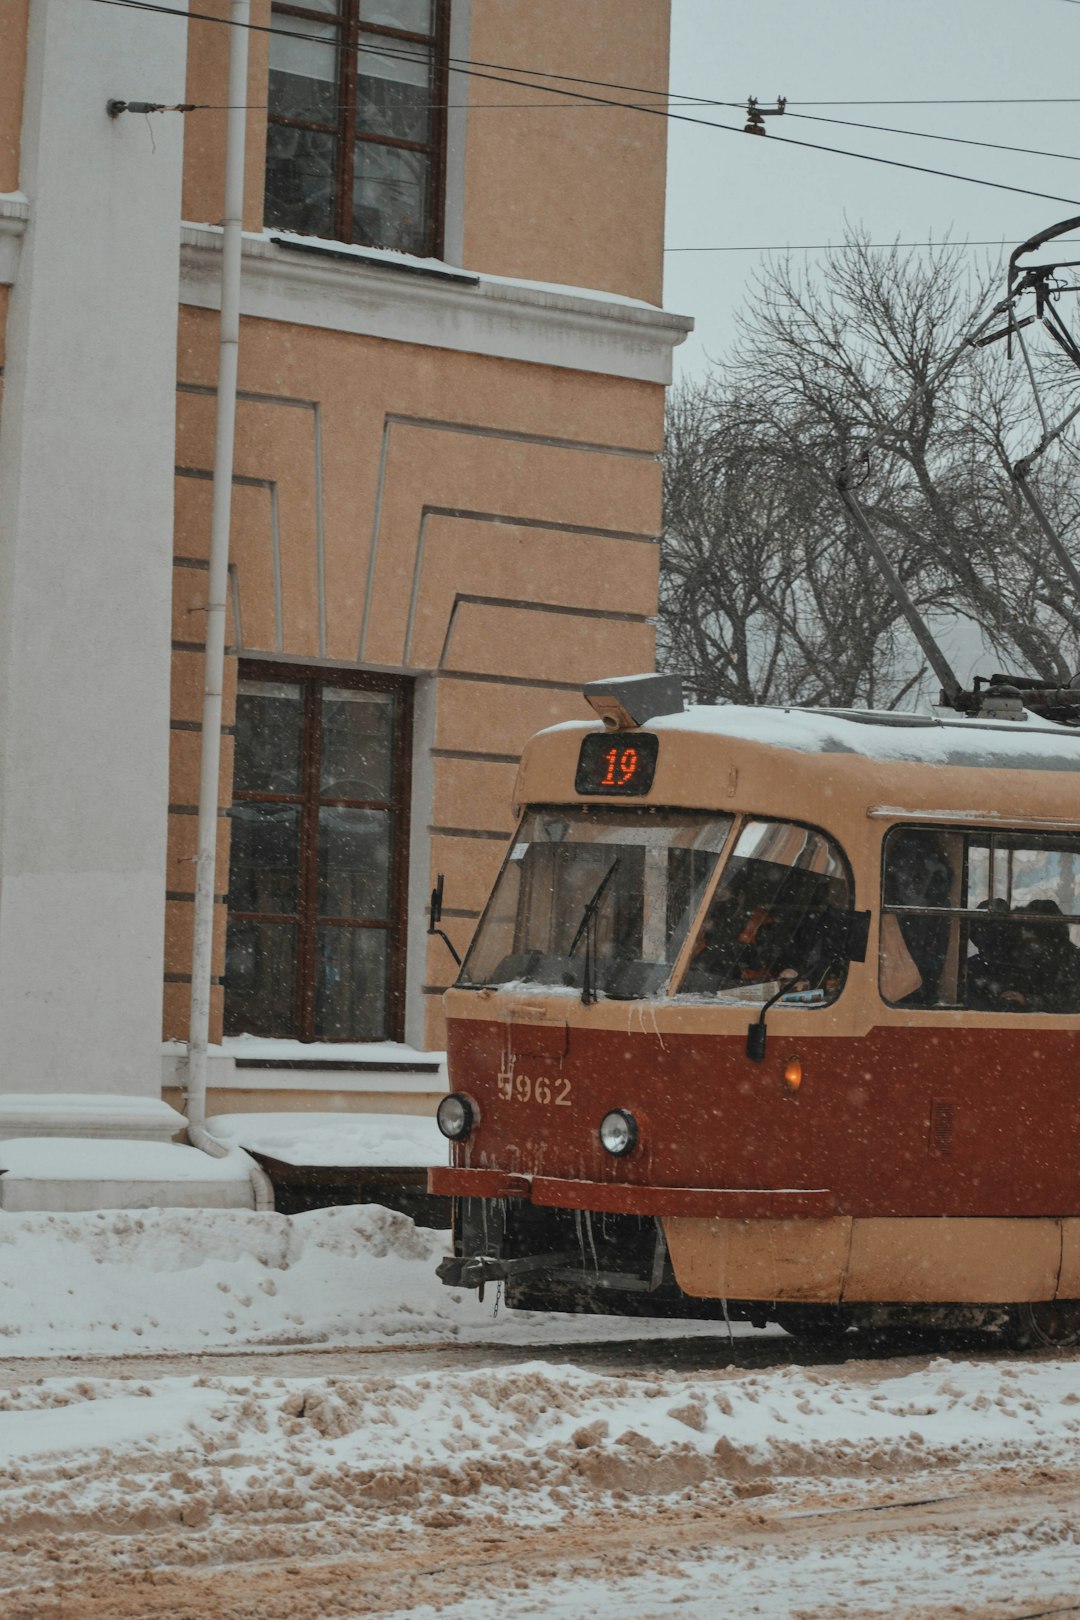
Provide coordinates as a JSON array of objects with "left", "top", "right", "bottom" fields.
[
  {"left": 677, "top": 820, "right": 852, "bottom": 1005},
  {"left": 879, "top": 827, "right": 1080, "bottom": 1013}
]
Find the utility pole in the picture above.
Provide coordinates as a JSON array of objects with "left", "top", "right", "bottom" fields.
[{"left": 186, "top": 0, "right": 250, "bottom": 1133}]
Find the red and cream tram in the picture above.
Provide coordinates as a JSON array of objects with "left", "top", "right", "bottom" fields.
[{"left": 429, "top": 675, "right": 1080, "bottom": 1344}]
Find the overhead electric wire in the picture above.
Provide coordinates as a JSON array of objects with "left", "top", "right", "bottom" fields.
[
  {"left": 83, "top": 0, "right": 1080, "bottom": 112},
  {"left": 787, "top": 110, "right": 1080, "bottom": 167},
  {"left": 788, "top": 97, "right": 1080, "bottom": 105},
  {"left": 664, "top": 239, "right": 1067, "bottom": 254},
  {"left": 83, "top": 0, "right": 1080, "bottom": 211}
]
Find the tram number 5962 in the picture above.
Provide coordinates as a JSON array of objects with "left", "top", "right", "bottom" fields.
[{"left": 497, "top": 1072, "right": 572, "bottom": 1106}]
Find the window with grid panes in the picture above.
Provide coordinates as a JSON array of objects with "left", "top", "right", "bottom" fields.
[
  {"left": 224, "top": 666, "right": 413, "bottom": 1041},
  {"left": 265, "top": 0, "right": 449, "bottom": 256}
]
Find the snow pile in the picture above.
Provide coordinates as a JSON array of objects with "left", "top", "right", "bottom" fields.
[
  {"left": 244, "top": 1355, "right": 1080, "bottom": 1505},
  {"left": 207, "top": 1111, "right": 441, "bottom": 1167},
  {"left": 0, "top": 1204, "right": 728, "bottom": 1355},
  {"left": 3, "top": 1355, "right": 1079, "bottom": 1532}
]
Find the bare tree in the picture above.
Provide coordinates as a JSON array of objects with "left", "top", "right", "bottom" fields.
[
  {"left": 660, "top": 389, "right": 927, "bottom": 706},
  {"left": 662, "top": 235, "right": 1080, "bottom": 706}
]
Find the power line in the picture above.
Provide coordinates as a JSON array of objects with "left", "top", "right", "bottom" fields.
[
  {"left": 83, "top": 0, "right": 1080, "bottom": 113},
  {"left": 791, "top": 97, "right": 1080, "bottom": 106},
  {"left": 788, "top": 110, "right": 1080, "bottom": 167},
  {"left": 84, "top": 0, "right": 1080, "bottom": 211},
  {"left": 131, "top": 107, "right": 1080, "bottom": 157},
  {"left": 158, "top": 97, "right": 722, "bottom": 113},
  {"left": 84, "top": 0, "right": 1080, "bottom": 112},
  {"left": 665, "top": 239, "right": 1035, "bottom": 254},
  {"left": 86, "top": 0, "right": 727, "bottom": 104}
]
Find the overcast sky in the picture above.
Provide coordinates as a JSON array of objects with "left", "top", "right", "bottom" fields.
[{"left": 664, "top": 0, "right": 1080, "bottom": 380}]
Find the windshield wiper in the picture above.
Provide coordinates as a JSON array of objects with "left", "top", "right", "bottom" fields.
[{"left": 568, "top": 858, "right": 620, "bottom": 1006}]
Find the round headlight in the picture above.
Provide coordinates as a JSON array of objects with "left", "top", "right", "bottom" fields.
[
  {"left": 598, "top": 1109, "right": 637, "bottom": 1157},
  {"left": 437, "top": 1093, "right": 476, "bottom": 1141}
]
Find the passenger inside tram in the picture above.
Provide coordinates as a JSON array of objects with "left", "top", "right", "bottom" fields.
[
  {"left": 966, "top": 898, "right": 1026, "bottom": 1009},
  {"left": 686, "top": 855, "right": 846, "bottom": 999},
  {"left": 1010, "top": 900, "right": 1080, "bottom": 1013},
  {"left": 965, "top": 898, "right": 1080, "bottom": 1013},
  {"left": 881, "top": 828, "right": 954, "bottom": 1007}
]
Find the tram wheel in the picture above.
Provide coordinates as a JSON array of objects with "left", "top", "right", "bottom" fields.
[
  {"left": 771, "top": 1305, "right": 851, "bottom": 1343},
  {"left": 1008, "top": 1299, "right": 1080, "bottom": 1350}
]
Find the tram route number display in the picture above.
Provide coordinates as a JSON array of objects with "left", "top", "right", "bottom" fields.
[
  {"left": 497, "top": 1071, "right": 572, "bottom": 1106},
  {"left": 575, "top": 732, "right": 659, "bottom": 796}
]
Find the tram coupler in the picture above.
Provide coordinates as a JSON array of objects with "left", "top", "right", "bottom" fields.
[{"left": 437, "top": 1251, "right": 578, "bottom": 1290}]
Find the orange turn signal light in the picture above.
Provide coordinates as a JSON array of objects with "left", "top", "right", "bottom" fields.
[{"left": 783, "top": 1058, "right": 803, "bottom": 1093}]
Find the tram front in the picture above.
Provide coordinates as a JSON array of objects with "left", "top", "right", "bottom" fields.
[{"left": 428, "top": 676, "right": 868, "bottom": 1323}]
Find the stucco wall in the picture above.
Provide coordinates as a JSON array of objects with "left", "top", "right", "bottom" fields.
[
  {"left": 182, "top": 0, "right": 270, "bottom": 233},
  {"left": 0, "top": 0, "right": 680, "bottom": 1093},
  {"left": 168, "top": 308, "right": 665, "bottom": 1047},
  {"left": 179, "top": 0, "right": 671, "bottom": 304},
  {"left": 463, "top": 0, "right": 670, "bottom": 303}
]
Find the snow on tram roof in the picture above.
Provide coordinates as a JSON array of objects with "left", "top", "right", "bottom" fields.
[
  {"left": 646, "top": 703, "right": 1080, "bottom": 772},
  {"left": 540, "top": 703, "right": 1080, "bottom": 773}
]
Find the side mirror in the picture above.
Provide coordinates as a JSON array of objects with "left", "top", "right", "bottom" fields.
[
  {"left": 744, "top": 909, "right": 869, "bottom": 1063},
  {"left": 427, "top": 873, "right": 462, "bottom": 968},
  {"left": 842, "top": 909, "right": 871, "bottom": 963},
  {"left": 746, "top": 1021, "right": 768, "bottom": 1062},
  {"left": 822, "top": 906, "right": 870, "bottom": 963},
  {"left": 430, "top": 873, "right": 445, "bottom": 927},
  {"left": 746, "top": 977, "right": 800, "bottom": 1063}
]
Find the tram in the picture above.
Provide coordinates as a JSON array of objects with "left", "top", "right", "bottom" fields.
[{"left": 429, "top": 673, "right": 1080, "bottom": 1344}]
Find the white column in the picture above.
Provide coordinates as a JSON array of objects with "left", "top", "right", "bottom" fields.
[{"left": 0, "top": 0, "right": 188, "bottom": 1095}]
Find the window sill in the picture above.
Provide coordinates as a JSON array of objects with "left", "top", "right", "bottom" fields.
[
  {"left": 179, "top": 224, "right": 693, "bottom": 384},
  {"left": 0, "top": 190, "right": 29, "bottom": 286},
  {"left": 270, "top": 233, "right": 480, "bottom": 288},
  {"left": 161, "top": 1037, "right": 447, "bottom": 1094}
]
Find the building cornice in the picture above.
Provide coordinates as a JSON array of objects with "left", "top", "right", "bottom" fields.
[
  {"left": 0, "top": 192, "right": 29, "bottom": 287},
  {"left": 179, "top": 225, "right": 693, "bottom": 385}
]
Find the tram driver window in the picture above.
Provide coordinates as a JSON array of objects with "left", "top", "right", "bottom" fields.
[
  {"left": 456, "top": 810, "right": 734, "bottom": 998},
  {"left": 880, "top": 827, "right": 1080, "bottom": 1013},
  {"left": 677, "top": 820, "right": 852, "bottom": 1005}
]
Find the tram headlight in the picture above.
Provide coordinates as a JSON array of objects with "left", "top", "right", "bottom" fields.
[
  {"left": 437, "top": 1093, "right": 477, "bottom": 1141},
  {"left": 599, "top": 1109, "right": 637, "bottom": 1157}
]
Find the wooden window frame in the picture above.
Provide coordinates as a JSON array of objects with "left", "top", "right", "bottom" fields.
[
  {"left": 226, "top": 661, "right": 414, "bottom": 1043},
  {"left": 265, "top": 0, "right": 451, "bottom": 257}
]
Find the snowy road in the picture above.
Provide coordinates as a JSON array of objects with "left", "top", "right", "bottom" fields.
[
  {"left": 2, "top": 1207, "right": 1080, "bottom": 1616},
  {"left": 3, "top": 1345, "right": 1080, "bottom": 1618}
]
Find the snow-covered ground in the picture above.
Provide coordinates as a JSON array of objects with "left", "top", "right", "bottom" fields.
[
  {"left": 0, "top": 1203, "right": 731, "bottom": 1354},
  {"left": 2, "top": 1205, "right": 1079, "bottom": 1617}
]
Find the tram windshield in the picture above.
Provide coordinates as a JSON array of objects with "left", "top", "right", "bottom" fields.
[{"left": 458, "top": 809, "right": 733, "bottom": 997}]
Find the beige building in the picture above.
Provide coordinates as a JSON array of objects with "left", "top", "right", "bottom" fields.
[{"left": 0, "top": 0, "right": 689, "bottom": 1150}]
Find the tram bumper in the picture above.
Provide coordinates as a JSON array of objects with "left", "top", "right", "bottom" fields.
[
  {"left": 428, "top": 1164, "right": 834, "bottom": 1319},
  {"left": 436, "top": 1249, "right": 580, "bottom": 1289},
  {"left": 427, "top": 1165, "right": 834, "bottom": 1220}
]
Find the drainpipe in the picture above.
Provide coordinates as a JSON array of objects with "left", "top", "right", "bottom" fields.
[{"left": 183, "top": 0, "right": 273, "bottom": 1212}]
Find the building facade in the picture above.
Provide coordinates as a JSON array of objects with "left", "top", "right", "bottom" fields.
[{"left": 0, "top": 0, "right": 689, "bottom": 1121}]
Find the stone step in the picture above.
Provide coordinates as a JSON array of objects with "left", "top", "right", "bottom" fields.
[
  {"left": 0, "top": 1139, "right": 255, "bottom": 1212},
  {"left": 0, "top": 1093, "right": 187, "bottom": 1143}
]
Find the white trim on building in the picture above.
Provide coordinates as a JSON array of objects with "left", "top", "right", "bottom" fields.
[
  {"left": 0, "top": 0, "right": 188, "bottom": 1097},
  {"left": 179, "top": 226, "right": 693, "bottom": 384}
]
